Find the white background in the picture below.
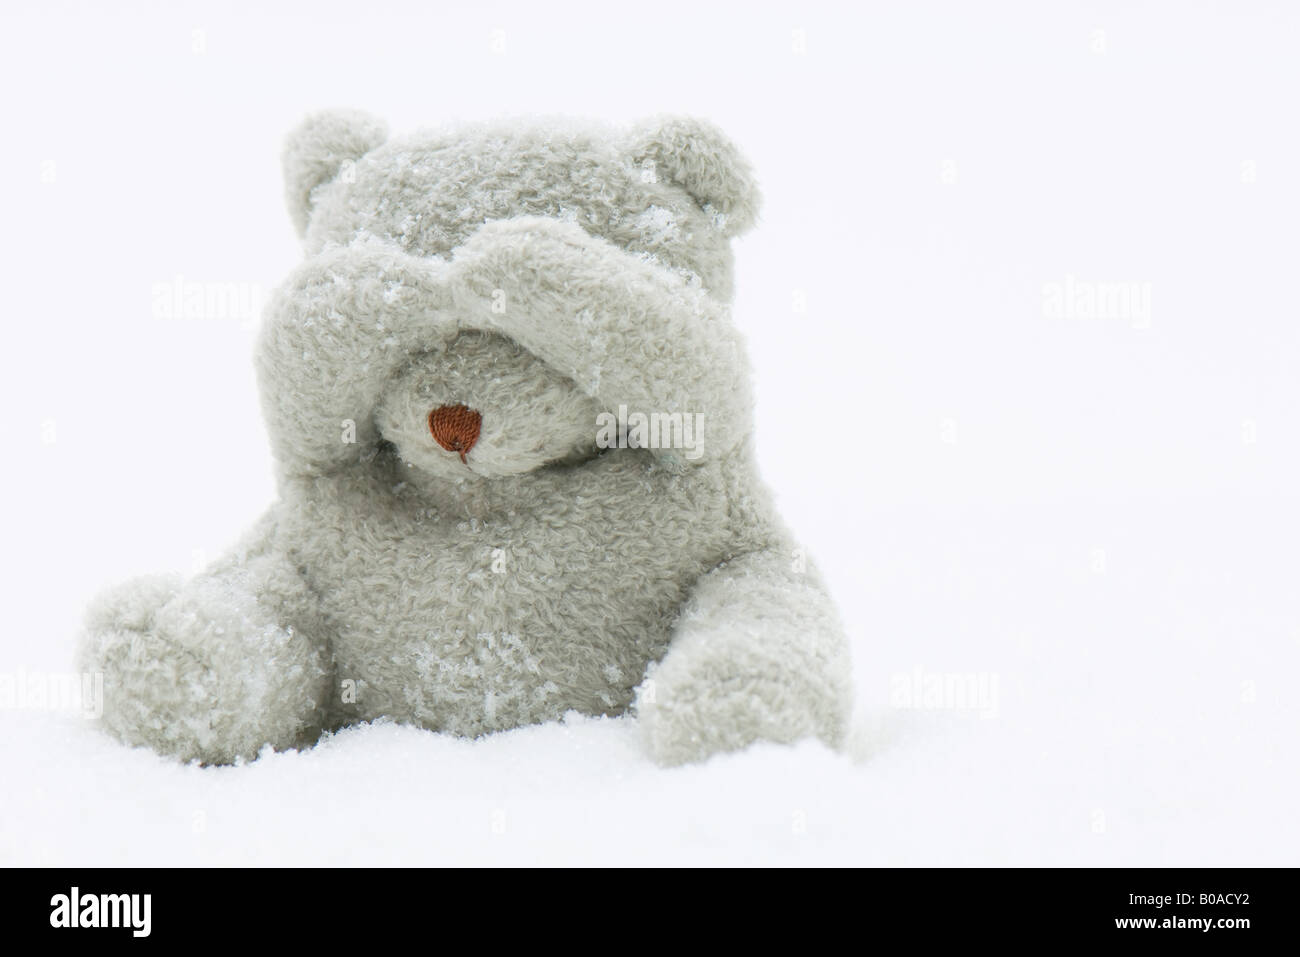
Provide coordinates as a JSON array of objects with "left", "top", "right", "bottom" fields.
[{"left": 1, "top": 0, "right": 1296, "bottom": 865}]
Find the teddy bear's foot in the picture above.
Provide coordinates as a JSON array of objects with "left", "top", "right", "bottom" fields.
[
  {"left": 636, "top": 548, "right": 852, "bottom": 766},
  {"left": 640, "top": 670, "right": 838, "bottom": 767},
  {"left": 79, "top": 557, "right": 332, "bottom": 765}
]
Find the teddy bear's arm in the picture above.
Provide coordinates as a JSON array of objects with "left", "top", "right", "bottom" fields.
[
  {"left": 255, "top": 242, "right": 461, "bottom": 476},
  {"left": 635, "top": 545, "right": 853, "bottom": 765},
  {"left": 259, "top": 216, "right": 752, "bottom": 475},
  {"left": 448, "top": 217, "right": 754, "bottom": 461}
]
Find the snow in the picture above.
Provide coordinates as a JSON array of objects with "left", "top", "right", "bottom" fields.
[{"left": 2, "top": 0, "right": 1298, "bottom": 865}]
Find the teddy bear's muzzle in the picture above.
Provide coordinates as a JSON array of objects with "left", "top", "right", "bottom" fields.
[{"left": 428, "top": 404, "right": 482, "bottom": 464}]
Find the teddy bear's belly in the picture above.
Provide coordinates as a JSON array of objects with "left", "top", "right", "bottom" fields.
[
  {"left": 323, "top": 530, "right": 714, "bottom": 735},
  {"left": 288, "top": 460, "right": 732, "bottom": 737}
]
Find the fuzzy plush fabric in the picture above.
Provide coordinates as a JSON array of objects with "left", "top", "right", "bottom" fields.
[{"left": 79, "top": 111, "right": 853, "bottom": 766}]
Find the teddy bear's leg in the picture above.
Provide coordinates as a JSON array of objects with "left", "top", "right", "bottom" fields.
[
  {"left": 636, "top": 547, "right": 852, "bottom": 766},
  {"left": 78, "top": 519, "right": 333, "bottom": 764}
]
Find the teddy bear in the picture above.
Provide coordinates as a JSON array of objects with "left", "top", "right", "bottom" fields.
[{"left": 78, "top": 110, "right": 853, "bottom": 766}]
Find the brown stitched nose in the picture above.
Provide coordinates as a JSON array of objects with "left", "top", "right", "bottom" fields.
[{"left": 428, "top": 404, "right": 482, "bottom": 464}]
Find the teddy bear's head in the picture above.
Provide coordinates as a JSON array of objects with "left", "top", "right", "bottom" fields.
[
  {"left": 270, "top": 111, "right": 758, "bottom": 486},
  {"left": 282, "top": 110, "right": 761, "bottom": 301}
]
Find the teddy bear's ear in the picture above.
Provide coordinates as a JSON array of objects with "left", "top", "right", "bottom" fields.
[
  {"left": 626, "top": 116, "right": 762, "bottom": 238},
  {"left": 282, "top": 109, "right": 388, "bottom": 237}
]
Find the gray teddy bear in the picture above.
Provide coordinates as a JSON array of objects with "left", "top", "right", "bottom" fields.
[{"left": 79, "top": 110, "right": 852, "bottom": 766}]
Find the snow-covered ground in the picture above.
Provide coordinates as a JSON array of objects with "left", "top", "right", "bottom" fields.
[{"left": 2, "top": 1, "right": 1297, "bottom": 865}]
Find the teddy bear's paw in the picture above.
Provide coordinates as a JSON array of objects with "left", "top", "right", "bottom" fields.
[
  {"left": 80, "top": 617, "right": 226, "bottom": 763},
  {"left": 79, "top": 573, "right": 330, "bottom": 765},
  {"left": 636, "top": 663, "right": 847, "bottom": 767}
]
